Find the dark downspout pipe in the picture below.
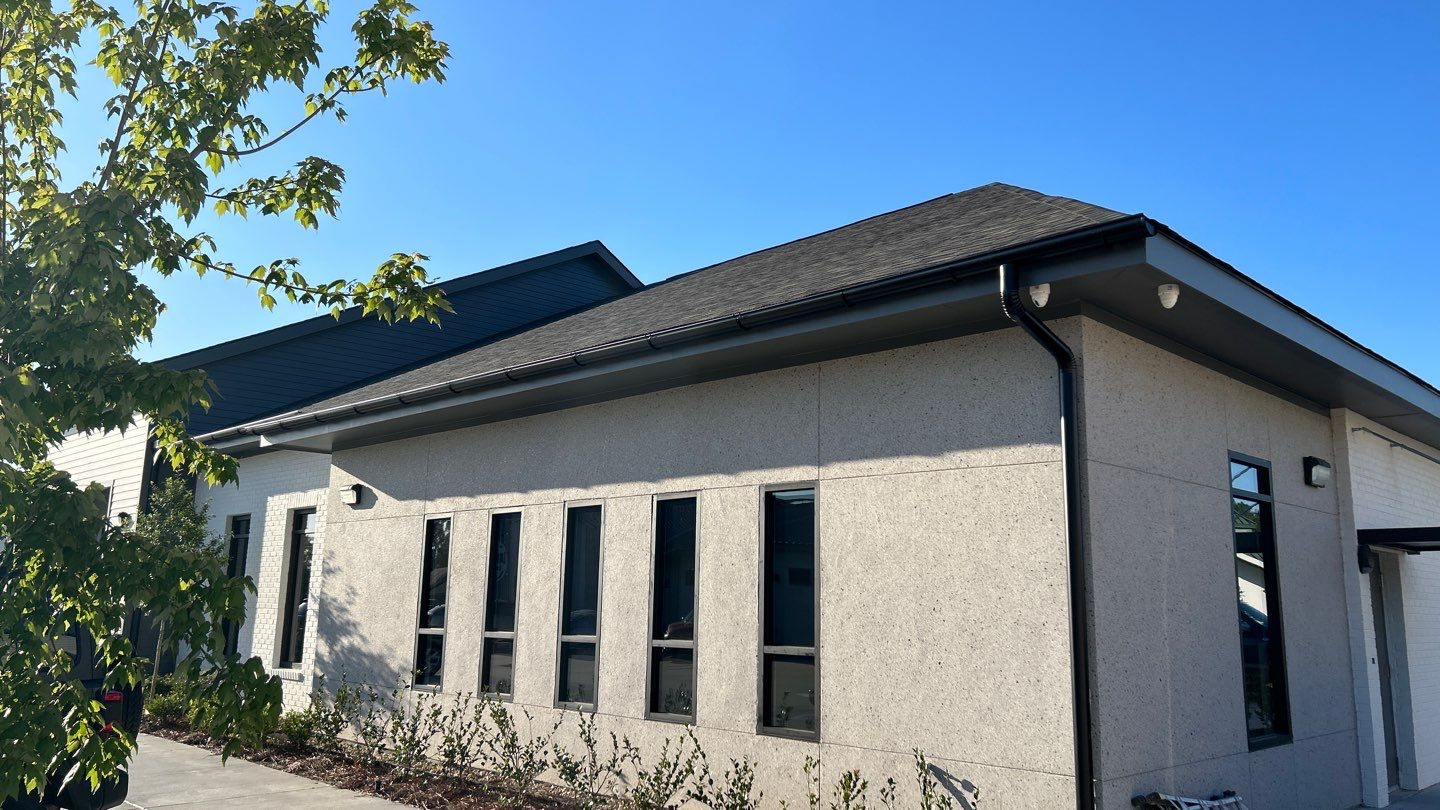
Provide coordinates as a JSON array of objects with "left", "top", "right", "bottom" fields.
[{"left": 998, "top": 263, "right": 1094, "bottom": 810}]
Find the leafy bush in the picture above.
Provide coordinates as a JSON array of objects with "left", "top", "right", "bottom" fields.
[
  {"left": 145, "top": 689, "right": 188, "bottom": 728},
  {"left": 481, "top": 701, "right": 559, "bottom": 808},
  {"left": 436, "top": 693, "right": 491, "bottom": 779},
  {"left": 309, "top": 674, "right": 361, "bottom": 747},
  {"left": 618, "top": 732, "right": 699, "bottom": 810},
  {"left": 687, "top": 743, "right": 760, "bottom": 810},
  {"left": 831, "top": 770, "right": 868, "bottom": 810},
  {"left": 913, "top": 751, "right": 954, "bottom": 810},
  {"left": 388, "top": 687, "right": 443, "bottom": 775},
  {"left": 553, "top": 711, "right": 629, "bottom": 809},
  {"left": 278, "top": 710, "right": 317, "bottom": 750},
  {"left": 356, "top": 683, "right": 392, "bottom": 766}
]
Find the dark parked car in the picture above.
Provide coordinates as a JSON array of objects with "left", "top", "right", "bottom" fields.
[{"left": 2, "top": 627, "right": 142, "bottom": 810}]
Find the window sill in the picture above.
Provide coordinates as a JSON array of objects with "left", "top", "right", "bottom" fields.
[
  {"left": 758, "top": 725, "right": 819, "bottom": 742},
  {"left": 273, "top": 669, "right": 306, "bottom": 682},
  {"left": 1247, "top": 732, "right": 1293, "bottom": 752},
  {"left": 646, "top": 711, "right": 695, "bottom": 726}
]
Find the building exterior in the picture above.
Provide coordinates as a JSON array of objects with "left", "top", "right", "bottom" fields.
[
  {"left": 50, "top": 183, "right": 1440, "bottom": 809},
  {"left": 1333, "top": 413, "right": 1440, "bottom": 806},
  {"left": 46, "top": 243, "right": 640, "bottom": 692}
]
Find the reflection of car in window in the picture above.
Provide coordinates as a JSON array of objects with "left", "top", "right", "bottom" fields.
[
  {"left": 2, "top": 626, "right": 143, "bottom": 810},
  {"left": 663, "top": 611, "right": 693, "bottom": 640}
]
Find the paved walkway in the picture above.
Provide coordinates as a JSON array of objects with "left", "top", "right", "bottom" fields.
[{"left": 122, "top": 733, "right": 405, "bottom": 809}]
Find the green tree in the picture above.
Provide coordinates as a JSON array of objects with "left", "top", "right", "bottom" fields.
[
  {"left": 129, "top": 477, "right": 225, "bottom": 697},
  {"left": 0, "top": 0, "right": 449, "bottom": 800}
]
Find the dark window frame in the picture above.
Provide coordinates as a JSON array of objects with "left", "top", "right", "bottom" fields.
[
  {"left": 554, "top": 501, "right": 604, "bottom": 710},
  {"left": 278, "top": 508, "right": 317, "bottom": 669},
  {"left": 412, "top": 515, "right": 453, "bottom": 690},
  {"left": 1228, "top": 451, "right": 1292, "bottom": 750},
  {"left": 756, "top": 483, "right": 820, "bottom": 740},
  {"left": 480, "top": 508, "right": 523, "bottom": 701},
  {"left": 222, "top": 514, "right": 252, "bottom": 657},
  {"left": 646, "top": 492, "right": 700, "bottom": 724}
]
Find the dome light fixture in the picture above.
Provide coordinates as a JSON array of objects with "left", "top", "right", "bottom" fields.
[
  {"left": 1158, "top": 283, "right": 1181, "bottom": 310},
  {"left": 1028, "top": 283, "right": 1051, "bottom": 308}
]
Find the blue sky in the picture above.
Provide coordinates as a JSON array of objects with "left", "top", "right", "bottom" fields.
[{"left": 60, "top": 2, "right": 1439, "bottom": 383}]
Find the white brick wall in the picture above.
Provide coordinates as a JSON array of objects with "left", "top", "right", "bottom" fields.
[
  {"left": 1345, "top": 411, "right": 1440, "bottom": 792},
  {"left": 198, "top": 450, "right": 333, "bottom": 712}
]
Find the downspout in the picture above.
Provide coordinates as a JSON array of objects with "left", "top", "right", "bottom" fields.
[{"left": 998, "top": 263, "right": 1094, "bottom": 810}]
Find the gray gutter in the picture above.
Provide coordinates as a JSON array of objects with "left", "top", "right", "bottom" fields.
[{"left": 196, "top": 215, "right": 1155, "bottom": 444}]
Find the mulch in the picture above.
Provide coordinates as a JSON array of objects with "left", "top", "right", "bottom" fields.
[{"left": 140, "top": 720, "right": 575, "bottom": 809}]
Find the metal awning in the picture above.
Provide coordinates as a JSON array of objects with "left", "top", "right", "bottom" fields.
[{"left": 1359, "top": 527, "right": 1440, "bottom": 554}]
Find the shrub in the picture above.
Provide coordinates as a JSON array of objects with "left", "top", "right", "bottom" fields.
[
  {"left": 481, "top": 701, "right": 559, "bottom": 808},
  {"left": 145, "top": 689, "right": 188, "bottom": 728},
  {"left": 831, "top": 770, "right": 868, "bottom": 810},
  {"left": 618, "top": 732, "right": 699, "bottom": 810},
  {"left": 388, "top": 687, "right": 442, "bottom": 775},
  {"left": 309, "top": 674, "right": 361, "bottom": 748},
  {"left": 355, "top": 683, "right": 392, "bottom": 767},
  {"left": 277, "top": 710, "right": 317, "bottom": 750},
  {"left": 686, "top": 742, "right": 760, "bottom": 810},
  {"left": 913, "top": 751, "right": 953, "bottom": 810},
  {"left": 553, "top": 711, "right": 629, "bottom": 809},
  {"left": 436, "top": 693, "right": 491, "bottom": 780}
]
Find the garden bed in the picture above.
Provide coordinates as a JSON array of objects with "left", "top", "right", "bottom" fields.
[
  {"left": 141, "top": 720, "right": 573, "bottom": 809},
  {"left": 140, "top": 675, "right": 973, "bottom": 810}
]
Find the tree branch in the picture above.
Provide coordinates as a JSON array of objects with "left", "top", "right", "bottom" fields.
[
  {"left": 96, "top": 1, "right": 176, "bottom": 193},
  {"left": 182, "top": 254, "right": 328, "bottom": 296},
  {"left": 198, "top": 86, "right": 379, "bottom": 159}
]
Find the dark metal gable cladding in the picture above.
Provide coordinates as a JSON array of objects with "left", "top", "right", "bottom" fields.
[{"left": 164, "top": 244, "right": 637, "bottom": 435}]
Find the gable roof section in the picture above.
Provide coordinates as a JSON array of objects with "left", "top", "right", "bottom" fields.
[
  {"left": 167, "top": 241, "right": 639, "bottom": 435},
  {"left": 251, "top": 183, "right": 1126, "bottom": 422}
]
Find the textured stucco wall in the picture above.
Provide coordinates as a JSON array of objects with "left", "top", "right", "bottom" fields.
[
  {"left": 1341, "top": 410, "right": 1440, "bottom": 793},
  {"left": 47, "top": 419, "right": 152, "bottom": 523},
  {"left": 1080, "top": 319, "right": 1358, "bottom": 810},
  {"left": 316, "top": 325, "right": 1076, "bottom": 806},
  {"left": 197, "top": 450, "right": 333, "bottom": 711}
]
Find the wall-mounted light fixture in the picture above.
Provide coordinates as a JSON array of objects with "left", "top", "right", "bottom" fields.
[
  {"left": 1158, "top": 283, "right": 1181, "bottom": 310},
  {"left": 1028, "top": 283, "right": 1051, "bottom": 308},
  {"left": 1304, "top": 456, "right": 1332, "bottom": 488},
  {"left": 338, "top": 483, "right": 364, "bottom": 506}
]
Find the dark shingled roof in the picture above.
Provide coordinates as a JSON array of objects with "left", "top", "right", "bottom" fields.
[{"left": 290, "top": 182, "right": 1127, "bottom": 416}]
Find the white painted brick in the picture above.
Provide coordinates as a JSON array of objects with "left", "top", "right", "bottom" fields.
[
  {"left": 1346, "top": 412, "right": 1440, "bottom": 791},
  {"left": 198, "top": 450, "right": 333, "bottom": 713}
]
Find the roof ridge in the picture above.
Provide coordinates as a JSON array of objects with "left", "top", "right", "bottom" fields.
[
  {"left": 987, "top": 182, "right": 1124, "bottom": 224},
  {"left": 642, "top": 192, "right": 963, "bottom": 291}
]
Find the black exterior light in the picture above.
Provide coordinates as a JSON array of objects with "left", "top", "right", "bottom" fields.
[{"left": 1304, "top": 456, "right": 1332, "bottom": 488}]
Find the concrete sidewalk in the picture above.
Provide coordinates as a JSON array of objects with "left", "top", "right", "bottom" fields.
[{"left": 122, "top": 733, "right": 405, "bottom": 809}]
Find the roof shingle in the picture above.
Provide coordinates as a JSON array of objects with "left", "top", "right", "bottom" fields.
[{"left": 290, "top": 182, "right": 1127, "bottom": 416}]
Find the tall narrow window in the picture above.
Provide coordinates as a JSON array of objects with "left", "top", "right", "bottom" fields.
[
  {"left": 278, "top": 509, "right": 316, "bottom": 668},
  {"left": 557, "top": 504, "right": 602, "bottom": 708},
  {"left": 760, "top": 487, "right": 817, "bottom": 736},
  {"left": 481, "top": 511, "right": 522, "bottom": 698},
  {"left": 414, "top": 517, "right": 451, "bottom": 687},
  {"left": 222, "top": 515, "right": 251, "bottom": 657},
  {"left": 1230, "top": 455, "right": 1291, "bottom": 747},
  {"left": 649, "top": 496, "right": 697, "bottom": 720}
]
